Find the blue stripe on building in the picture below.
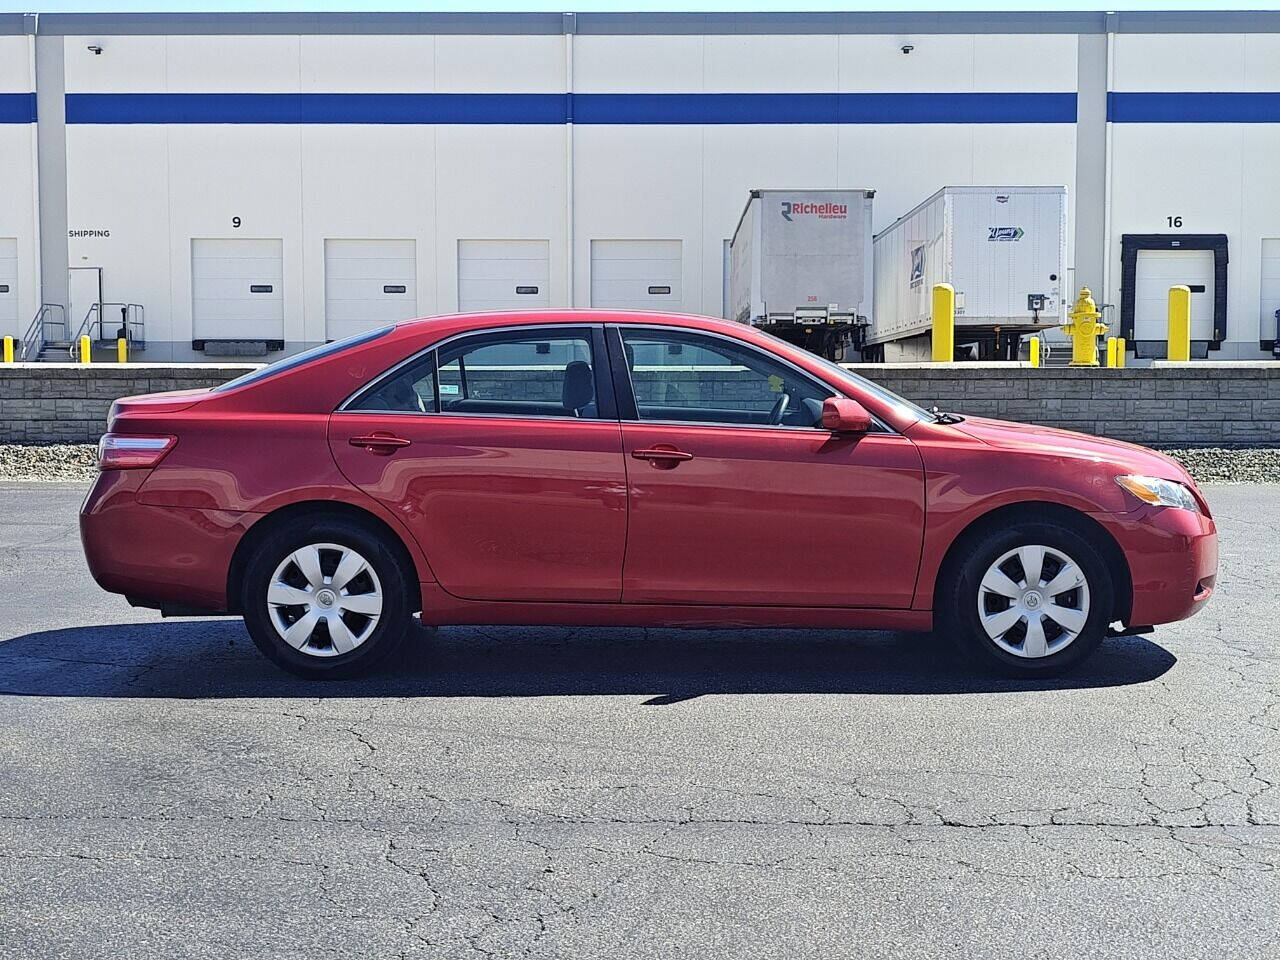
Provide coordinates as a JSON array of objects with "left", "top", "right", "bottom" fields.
[
  {"left": 575, "top": 92, "right": 1077, "bottom": 124},
  {"left": 65, "top": 92, "right": 568, "bottom": 125},
  {"left": 64, "top": 91, "right": 1077, "bottom": 125},
  {"left": 1108, "top": 92, "right": 1280, "bottom": 123},
  {"left": 0, "top": 93, "right": 36, "bottom": 123}
]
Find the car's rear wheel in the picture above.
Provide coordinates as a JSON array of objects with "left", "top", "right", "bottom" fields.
[
  {"left": 241, "top": 517, "right": 413, "bottom": 678},
  {"left": 943, "top": 521, "right": 1114, "bottom": 677}
]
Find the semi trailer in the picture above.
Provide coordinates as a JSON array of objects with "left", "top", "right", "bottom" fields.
[
  {"left": 728, "top": 189, "right": 875, "bottom": 360},
  {"left": 867, "top": 185, "right": 1068, "bottom": 361}
]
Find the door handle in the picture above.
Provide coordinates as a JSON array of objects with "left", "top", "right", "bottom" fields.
[
  {"left": 631, "top": 446, "right": 694, "bottom": 467},
  {"left": 349, "top": 434, "right": 411, "bottom": 455}
]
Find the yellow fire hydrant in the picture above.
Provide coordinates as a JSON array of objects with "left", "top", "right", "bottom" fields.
[{"left": 1063, "top": 287, "right": 1106, "bottom": 367}]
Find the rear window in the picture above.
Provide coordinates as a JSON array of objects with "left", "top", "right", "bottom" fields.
[{"left": 211, "top": 325, "right": 393, "bottom": 393}]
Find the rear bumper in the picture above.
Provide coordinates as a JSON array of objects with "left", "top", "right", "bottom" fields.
[
  {"left": 80, "top": 470, "right": 253, "bottom": 613},
  {"left": 1100, "top": 504, "right": 1218, "bottom": 627}
]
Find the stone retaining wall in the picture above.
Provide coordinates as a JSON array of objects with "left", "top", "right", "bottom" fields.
[
  {"left": 0, "top": 364, "right": 256, "bottom": 443},
  {"left": 2, "top": 361, "right": 1278, "bottom": 446}
]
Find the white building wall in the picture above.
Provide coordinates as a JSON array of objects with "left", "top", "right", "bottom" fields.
[
  {"left": 61, "top": 32, "right": 570, "bottom": 358},
  {"left": 27, "top": 18, "right": 1280, "bottom": 361},
  {"left": 574, "top": 32, "right": 1078, "bottom": 319},
  {"left": 0, "top": 34, "right": 38, "bottom": 342},
  {"left": 1109, "top": 32, "right": 1280, "bottom": 357}
]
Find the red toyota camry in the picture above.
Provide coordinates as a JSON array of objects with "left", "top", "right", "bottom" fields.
[{"left": 80, "top": 311, "right": 1217, "bottom": 679}]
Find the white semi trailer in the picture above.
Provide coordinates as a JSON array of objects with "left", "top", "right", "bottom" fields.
[
  {"left": 729, "top": 188, "right": 875, "bottom": 360},
  {"left": 868, "top": 186, "right": 1068, "bottom": 361}
]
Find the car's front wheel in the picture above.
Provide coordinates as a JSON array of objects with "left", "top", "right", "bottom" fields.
[
  {"left": 943, "top": 521, "right": 1114, "bottom": 677},
  {"left": 241, "top": 516, "right": 413, "bottom": 678}
]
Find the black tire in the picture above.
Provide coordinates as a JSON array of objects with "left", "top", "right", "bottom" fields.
[
  {"left": 241, "top": 515, "right": 413, "bottom": 679},
  {"left": 940, "top": 520, "right": 1114, "bottom": 677}
]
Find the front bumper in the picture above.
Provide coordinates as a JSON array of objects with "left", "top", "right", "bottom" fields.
[
  {"left": 80, "top": 470, "right": 254, "bottom": 613},
  {"left": 1099, "top": 502, "right": 1218, "bottom": 627}
]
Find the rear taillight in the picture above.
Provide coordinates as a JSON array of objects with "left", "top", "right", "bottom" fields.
[{"left": 97, "top": 434, "right": 177, "bottom": 470}]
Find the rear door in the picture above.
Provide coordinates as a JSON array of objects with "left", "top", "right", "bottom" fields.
[
  {"left": 610, "top": 325, "right": 926, "bottom": 608},
  {"left": 329, "top": 324, "right": 627, "bottom": 602}
]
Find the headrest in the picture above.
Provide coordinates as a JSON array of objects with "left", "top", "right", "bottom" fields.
[{"left": 562, "top": 360, "right": 594, "bottom": 413}]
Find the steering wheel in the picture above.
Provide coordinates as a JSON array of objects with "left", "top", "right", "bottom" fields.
[{"left": 768, "top": 392, "right": 790, "bottom": 426}]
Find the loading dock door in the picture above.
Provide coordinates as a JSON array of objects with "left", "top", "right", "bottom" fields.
[
  {"left": 191, "top": 238, "right": 284, "bottom": 341},
  {"left": 1133, "top": 248, "right": 1215, "bottom": 344},
  {"left": 1261, "top": 239, "right": 1280, "bottom": 345},
  {"left": 0, "top": 239, "right": 16, "bottom": 335},
  {"left": 590, "top": 240, "right": 683, "bottom": 310},
  {"left": 324, "top": 239, "right": 417, "bottom": 341},
  {"left": 457, "top": 240, "right": 550, "bottom": 312}
]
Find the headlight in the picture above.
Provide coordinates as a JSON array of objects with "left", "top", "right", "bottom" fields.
[{"left": 1115, "top": 474, "right": 1198, "bottom": 511}]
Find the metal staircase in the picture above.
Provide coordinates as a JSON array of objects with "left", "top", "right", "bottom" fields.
[
  {"left": 20, "top": 302, "right": 146, "bottom": 361},
  {"left": 20, "top": 304, "right": 68, "bottom": 361}
]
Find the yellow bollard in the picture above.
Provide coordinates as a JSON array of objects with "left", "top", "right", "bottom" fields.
[
  {"left": 117, "top": 337, "right": 128, "bottom": 363},
  {"left": 931, "top": 283, "right": 955, "bottom": 363},
  {"left": 1116, "top": 337, "right": 1126, "bottom": 368},
  {"left": 1105, "top": 336, "right": 1118, "bottom": 368},
  {"left": 78, "top": 334, "right": 92, "bottom": 364},
  {"left": 2, "top": 335, "right": 12, "bottom": 364},
  {"left": 1029, "top": 336, "right": 1040, "bottom": 368},
  {"left": 1063, "top": 287, "right": 1106, "bottom": 367},
  {"left": 1168, "top": 285, "right": 1191, "bottom": 362}
]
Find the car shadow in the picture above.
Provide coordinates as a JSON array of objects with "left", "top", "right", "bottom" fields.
[{"left": 0, "top": 619, "right": 1176, "bottom": 700}]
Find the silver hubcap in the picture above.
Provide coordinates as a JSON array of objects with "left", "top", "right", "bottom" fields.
[
  {"left": 267, "top": 542, "right": 383, "bottom": 658},
  {"left": 977, "top": 544, "right": 1090, "bottom": 659}
]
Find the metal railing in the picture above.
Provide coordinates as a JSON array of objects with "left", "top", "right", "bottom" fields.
[
  {"left": 72, "top": 302, "right": 147, "bottom": 353},
  {"left": 19, "top": 304, "right": 66, "bottom": 361}
]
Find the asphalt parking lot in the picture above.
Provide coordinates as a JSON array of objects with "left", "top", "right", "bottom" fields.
[{"left": 0, "top": 483, "right": 1276, "bottom": 959}]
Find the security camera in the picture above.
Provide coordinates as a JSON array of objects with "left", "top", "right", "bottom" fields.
[
  {"left": 900, "top": 43, "right": 914, "bottom": 55},
  {"left": 87, "top": 44, "right": 103, "bottom": 55}
]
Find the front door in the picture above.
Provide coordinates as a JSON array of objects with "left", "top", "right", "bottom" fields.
[
  {"left": 613, "top": 326, "right": 926, "bottom": 608},
  {"left": 330, "top": 324, "right": 628, "bottom": 602}
]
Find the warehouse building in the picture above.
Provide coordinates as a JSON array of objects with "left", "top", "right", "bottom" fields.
[{"left": 2, "top": 10, "right": 1280, "bottom": 361}]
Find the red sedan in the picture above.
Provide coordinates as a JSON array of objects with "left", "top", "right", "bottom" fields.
[{"left": 80, "top": 311, "right": 1217, "bottom": 679}]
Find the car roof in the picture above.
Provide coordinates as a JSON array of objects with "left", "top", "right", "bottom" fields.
[{"left": 395, "top": 309, "right": 747, "bottom": 337}]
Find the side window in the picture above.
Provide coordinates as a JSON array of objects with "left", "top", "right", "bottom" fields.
[
  {"left": 349, "top": 329, "right": 600, "bottom": 419},
  {"left": 437, "top": 331, "right": 597, "bottom": 418},
  {"left": 349, "top": 351, "right": 437, "bottom": 413},
  {"left": 620, "top": 329, "right": 834, "bottom": 428}
]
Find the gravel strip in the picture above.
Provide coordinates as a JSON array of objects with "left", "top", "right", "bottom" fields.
[
  {"left": 3, "top": 442, "right": 1280, "bottom": 485},
  {"left": 0, "top": 444, "right": 99, "bottom": 483},
  {"left": 1158, "top": 446, "right": 1280, "bottom": 484}
]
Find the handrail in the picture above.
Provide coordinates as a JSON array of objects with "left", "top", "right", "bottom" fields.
[{"left": 19, "top": 304, "right": 66, "bottom": 361}]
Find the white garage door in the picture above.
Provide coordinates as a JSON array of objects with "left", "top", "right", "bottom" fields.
[
  {"left": 1134, "top": 248, "right": 1214, "bottom": 343},
  {"left": 590, "top": 239, "right": 683, "bottom": 311},
  {"left": 191, "top": 238, "right": 284, "bottom": 341},
  {"left": 457, "top": 240, "right": 550, "bottom": 312},
  {"left": 1261, "top": 239, "right": 1280, "bottom": 344},
  {"left": 0, "top": 238, "right": 16, "bottom": 333},
  {"left": 324, "top": 239, "right": 417, "bottom": 341}
]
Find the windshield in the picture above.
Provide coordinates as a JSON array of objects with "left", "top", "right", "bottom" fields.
[
  {"left": 794, "top": 349, "right": 936, "bottom": 424},
  {"left": 211, "top": 325, "right": 393, "bottom": 393}
]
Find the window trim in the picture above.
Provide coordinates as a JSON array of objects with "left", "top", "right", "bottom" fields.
[
  {"left": 337, "top": 322, "right": 616, "bottom": 422},
  {"left": 607, "top": 323, "right": 896, "bottom": 435}
]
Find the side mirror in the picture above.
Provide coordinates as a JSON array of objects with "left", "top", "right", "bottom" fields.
[{"left": 821, "top": 397, "right": 872, "bottom": 434}]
